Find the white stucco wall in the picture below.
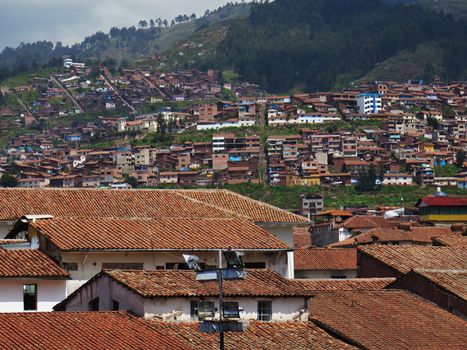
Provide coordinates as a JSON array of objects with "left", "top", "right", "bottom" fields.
[
  {"left": 60, "top": 275, "right": 307, "bottom": 322},
  {"left": 294, "top": 269, "right": 357, "bottom": 279},
  {"left": 62, "top": 275, "right": 145, "bottom": 316},
  {"left": 145, "top": 296, "right": 308, "bottom": 322},
  {"left": 0, "top": 279, "right": 67, "bottom": 312},
  {"left": 61, "top": 250, "right": 289, "bottom": 294},
  {"left": 258, "top": 224, "right": 297, "bottom": 247}
]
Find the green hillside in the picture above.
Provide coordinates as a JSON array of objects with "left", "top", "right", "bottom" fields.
[{"left": 202, "top": 0, "right": 467, "bottom": 91}]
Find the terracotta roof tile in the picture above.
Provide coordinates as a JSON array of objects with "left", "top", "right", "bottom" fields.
[
  {"left": 0, "top": 249, "right": 69, "bottom": 278},
  {"left": 411, "top": 269, "right": 467, "bottom": 301},
  {"left": 342, "top": 215, "right": 395, "bottom": 229},
  {"left": 151, "top": 321, "right": 357, "bottom": 350},
  {"left": 432, "top": 235, "right": 467, "bottom": 247},
  {"left": 309, "top": 290, "right": 467, "bottom": 350},
  {"left": 177, "top": 189, "right": 310, "bottom": 223},
  {"left": 0, "top": 188, "right": 307, "bottom": 223},
  {"left": 103, "top": 269, "right": 308, "bottom": 298},
  {"left": 417, "top": 196, "right": 467, "bottom": 207},
  {"left": 330, "top": 227, "right": 456, "bottom": 247},
  {"left": 0, "top": 312, "right": 192, "bottom": 350},
  {"left": 358, "top": 246, "right": 467, "bottom": 274},
  {"left": 293, "top": 278, "right": 395, "bottom": 292},
  {"left": 294, "top": 248, "right": 357, "bottom": 271},
  {"left": 31, "top": 218, "right": 289, "bottom": 251},
  {"left": 0, "top": 189, "right": 236, "bottom": 220}
]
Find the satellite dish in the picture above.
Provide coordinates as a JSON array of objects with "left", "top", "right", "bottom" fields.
[{"left": 183, "top": 254, "right": 201, "bottom": 271}]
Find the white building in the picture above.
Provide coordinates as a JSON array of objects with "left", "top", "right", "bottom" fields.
[
  {"left": 54, "top": 269, "right": 310, "bottom": 322},
  {"left": 0, "top": 249, "right": 69, "bottom": 312},
  {"left": 382, "top": 173, "right": 413, "bottom": 186},
  {"left": 356, "top": 93, "right": 382, "bottom": 115},
  {"left": 14, "top": 217, "right": 292, "bottom": 293}
]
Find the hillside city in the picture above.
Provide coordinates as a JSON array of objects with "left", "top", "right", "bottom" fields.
[{"left": 0, "top": 1, "right": 466, "bottom": 349}]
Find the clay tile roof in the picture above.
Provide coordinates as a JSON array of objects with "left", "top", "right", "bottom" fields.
[
  {"left": 342, "top": 215, "right": 394, "bottom": 229},
  {"left": 411, "top": 269, "right": 467, "bottom": 301},
  {"left": 0, "top": 188, "right": 308, "bottom": 223},
  {"left": 31, "top": 218, "right": 289, "bottom": 251},
  {"left": 151, "top": 321, "right": 357, "bottom": 350},
  {"left": 294, "top": 248, "right": 357, "bottom": 271},
  {"left": 330, "top": 227, "right": 456, "bottom": 247},
  {"left": 0, "top": 312, "right": 192, "bottom": 350},
  {"left": 309, "top": 290, "right": 467, "bottom": 350},
  {"left": 358, "top": 246, "right": 467, "bottom": 274},
  {"left": 293, "top": 278, "right": 395, "bottom": 292},
  {"left": 432, "top": 235, "right": 467, "bottom": 247},
  {"left": 103, "top": 269, "right": 308, "bottom": 298},
  {"left": 0, "top": 239, "right": 28, "bottom": 245},
  {"left": 177, "top": 189, "right": 309, "bottom": 223},
  {"left": 417, "top": 196, "right": 467, "bottom": 207},
  {"left": 0, "top": 249, "right": 69, "bottom": 278}
]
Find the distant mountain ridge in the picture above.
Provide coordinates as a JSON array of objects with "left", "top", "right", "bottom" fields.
[
  {"left": 0, "top": 3, "right": 250, "bottom": 81},
  {"left": 2, "top": 0, "right": 467, "bottom": 91}
]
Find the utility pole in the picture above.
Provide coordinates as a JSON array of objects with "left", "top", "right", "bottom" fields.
[
  {"left": 184, "top": 250, "right": 245, "bottom": 350},
  {"left": 217, "top": 250, "right": 225, "bottom": 350}
]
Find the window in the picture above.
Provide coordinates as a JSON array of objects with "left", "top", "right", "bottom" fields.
[
  {"left": 102, "top": 263, "right": 143, "bottom": 270},
  {"left": 244, "top": 262, "right": 266, "bottom": 269},
  {"left": 331, "top": 275, "right": 347, "bottom": 279},
  {"left": 89, "top": 298, "right": 99, "bottom": 311},
  {"left": 23, "top": 284, "right": 37, "bottom": 311},
  {"left": 63, "top": 262, "right": 78, "bottom": 271},
  {"left": 223, "top": 302, "right": 240, "bottom": 319},
  {"left": 197, "top": 301, "right": 215, "bottom": 320},
  {"left": 190, "top": 300, "right": 199, "bottom": 319},
  {"left": 112, "top": 299, "right": 119, "bottom": 311},
  {"left": 257, "top": 301, "right": 272, "bottom": 321}
]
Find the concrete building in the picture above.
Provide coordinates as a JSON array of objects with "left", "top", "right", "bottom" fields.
[
  {"left": 10, "top": 217, "right": 292, "bottom": 293},
  {"left": 299, "top": 193, "right": 324, "bottom": 218},
  {"left": 54, "top": 269, "right": 310, "bottom": 322},
  {"left": 0, "top": 249, "right": 69, "bottom": 312},
  {"left": 356, "top": 93, "right": 382, "bottom": 115}
]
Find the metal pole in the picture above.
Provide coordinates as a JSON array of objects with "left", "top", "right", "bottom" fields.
[{"left": 218, "top": 250, "right": 224, "bottom": 350}]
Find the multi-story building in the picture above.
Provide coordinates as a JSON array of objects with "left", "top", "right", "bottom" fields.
[{"left": 356, "top": 93, "right": 382, "bottom": 114}]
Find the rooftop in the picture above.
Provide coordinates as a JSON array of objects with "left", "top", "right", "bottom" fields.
[
  {"left": 94, "top": 269, "right": 308, "bottom": 298},
  {"left": 0, "top": 312, "right": 191, "bottom": 350},
  {"left": 403, "top": 269, "right": 467, "bottom": 301},
  {"left": 30, "top": 218, "right": 289, "bottom": 251},
  {"left": 341, "top": 215, "right": 395, "bottom": 229},
  {"left": 432, "top": 234, "right": 467, "bottom": 247},
  {"left": 151, "top": 321, "right": 357, "bottom": 350},
  {"left": 358, "top": 246, "right": 467, "bottom": 274},
  {"left": 0, "top": 249, "right": 68, "bottom": 278},
  {"left": 293, "top": 278, "right": 395, "bottom": 292},
  {"left": 330, "top": 227, "right": 456, "bottom": 247},
  {"left": 294, "top": 248, "right": 357, "bottom": 271},
  {"left": 0, "top": 188, "right": 308, "bottom": 223},
  {"left": 309, "top": 290, "right": 467, "bottom": 350},
  {"left": 416, "top": 196, "right": 467, "bottom": 207}
]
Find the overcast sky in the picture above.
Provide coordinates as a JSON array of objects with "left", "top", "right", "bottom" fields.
[{"left": 0, "top": 0, "right": 232, "bottom": 51}]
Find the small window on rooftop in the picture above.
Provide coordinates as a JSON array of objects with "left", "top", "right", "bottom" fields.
[{"left": 112, "top": 299, "right": 119, "bottom": 311}]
